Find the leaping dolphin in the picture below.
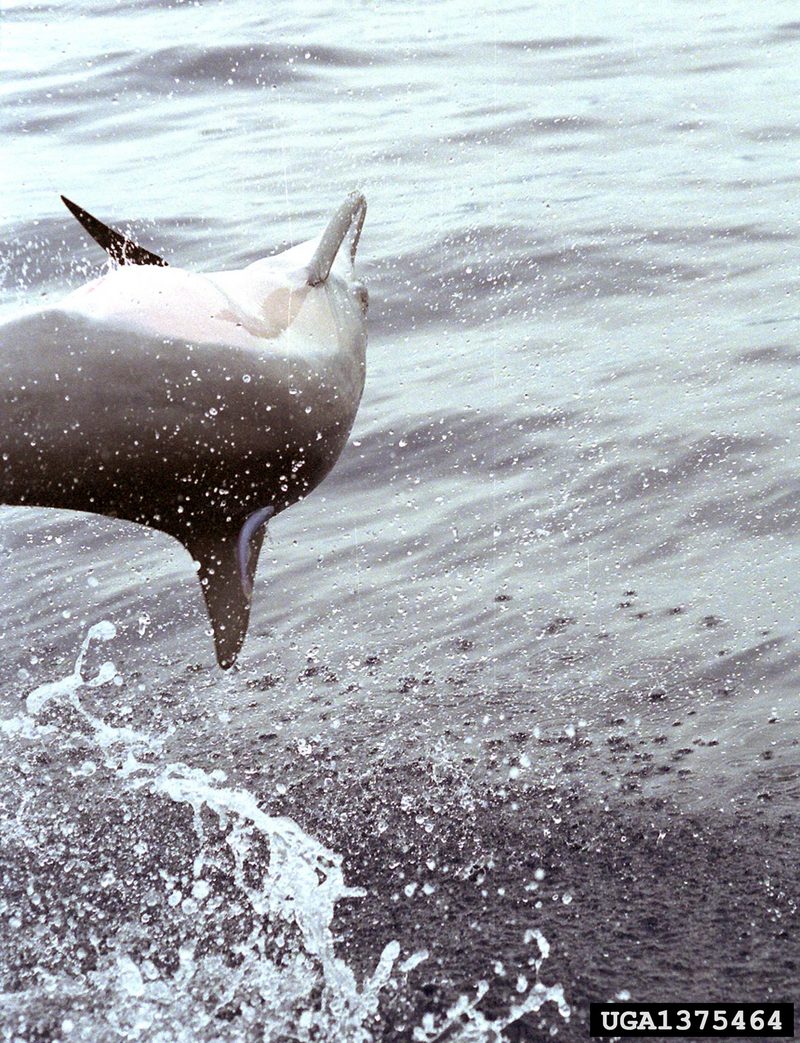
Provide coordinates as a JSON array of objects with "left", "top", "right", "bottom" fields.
[{"left": 0, "top": 192, "right": 368, "bottom": 668}]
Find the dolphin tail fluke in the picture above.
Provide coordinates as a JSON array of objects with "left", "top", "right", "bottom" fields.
[
  {"left": 306, "top": 191, "right": 367, "bottom": 286},
  {"left": 61, "top": 195, "right": 168, "bottom": 267},
  {"left": 186, "top": 524, "right": 268, "bottom": 670}
]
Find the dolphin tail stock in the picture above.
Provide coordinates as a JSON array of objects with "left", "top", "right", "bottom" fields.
[
  {"left": 60, "top": 195, "right": 169, "bottom": 267},
  {"left": 185, "top": 509, "right": 273, "bottom": 669},
  {"left": 306, "top": 191, "right": 367, "bottom": 287}
]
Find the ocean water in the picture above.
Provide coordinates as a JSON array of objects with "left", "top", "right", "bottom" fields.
[{"left": 1, "top": 1, "right": 799, "bottom": 1040}]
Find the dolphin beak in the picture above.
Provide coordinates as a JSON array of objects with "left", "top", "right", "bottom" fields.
[{"left": 306, "top": 191, "right": 367, "bottom": 287}]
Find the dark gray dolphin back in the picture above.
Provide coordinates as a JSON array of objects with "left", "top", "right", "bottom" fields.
[{"left": 0, "top": 309, "right": 366, "bottom": 668}]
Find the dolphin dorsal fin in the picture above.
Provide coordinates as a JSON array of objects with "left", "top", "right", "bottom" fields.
[
  {"left": 61, "top": 195, "right": 168, "bottom": 267},
  {"left": 185, "top": 521, "right": 269, "bottom": 670},
  {"left": 306, "top": 191, "right": 366, "bottom": 286}
]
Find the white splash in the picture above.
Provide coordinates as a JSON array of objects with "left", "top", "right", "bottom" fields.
[
  {"left": 411, "top": 928, "right": 570, "bottom": 1042},
  {"left": 1, "top": 623, "right": 570, "bottom": 1042},
  {"left": 0, "top": 623, "right": 416, "bottom": 1042},
  {"left": 142, "top": 761, "right": 402, "bottom": 1035}
]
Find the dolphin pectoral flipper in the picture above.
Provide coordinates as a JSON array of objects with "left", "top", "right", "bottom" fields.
[
  {"left": 61, "top": 195, "right": 168, "bottom": 267},
  {"left": 306, "top": 191, "right": 367, "bottom": 286},
  {"left": 186, "top": 524, "right": 269, "bottom": 670}
]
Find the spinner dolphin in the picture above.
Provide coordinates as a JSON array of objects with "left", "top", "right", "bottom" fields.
[{"left": 0, "top": 192, "right": 368, "bottom": 668}]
